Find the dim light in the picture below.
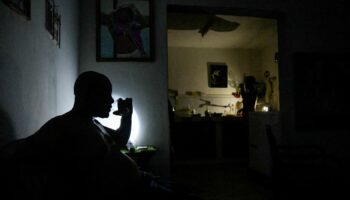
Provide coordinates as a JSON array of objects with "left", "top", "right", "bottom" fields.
[
  {"left": 262, "top": 106, "right": 269, "bottom": 112},
  {"left": 95, "top": 94, "right": 140, "bottom": 145}
]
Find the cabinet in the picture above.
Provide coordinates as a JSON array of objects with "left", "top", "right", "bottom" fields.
[
  {"left": 170, "top": 116, "right": 246, "bottom": 161},
  {"left": 249, "top": 112, "right": 281, "bottom": 177}
]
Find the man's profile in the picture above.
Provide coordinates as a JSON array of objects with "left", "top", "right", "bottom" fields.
[
  {"left": 10, "top": 71, "right": 202, "bottom": 200},
  {"left": 17, "top": 71, "right": 140, "bottom": 198}
]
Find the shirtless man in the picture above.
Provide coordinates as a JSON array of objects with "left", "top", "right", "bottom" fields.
[{"left": 21, "top": 71, "right": 141, "bottom": 198}]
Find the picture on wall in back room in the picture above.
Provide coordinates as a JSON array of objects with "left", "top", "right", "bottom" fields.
[
  {"left": 2, "top": 0, "right": 31, "bottom": 20},
  {"left": 208, "top": 63, "right": 228, "bottom": 88},
  {"left": 96, "top": 0, "right": 154, "bottom": 61}
]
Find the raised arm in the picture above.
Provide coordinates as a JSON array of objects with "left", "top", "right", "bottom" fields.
[
  {"left": 113, "top": 113, "right": 132, "bottom": 147},
  {"left": 106, "top": 98, "right": 133, "bottom": 148}
]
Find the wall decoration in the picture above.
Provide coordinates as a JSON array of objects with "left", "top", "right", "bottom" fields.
[
  {"left": 45, "top": 0, "right": 61, "bottom": 47},
  {"left": 2, "top": 0, "right": 31, "bottom": 20},
  {"left": 96, "top": 0, "right": 154, "bottom": 61},
  {"left": 294, "top": 52, "right": 350, "bottom": 131},
  {"left": 208, "top": 63, "right": 228, "bottom": 88}
]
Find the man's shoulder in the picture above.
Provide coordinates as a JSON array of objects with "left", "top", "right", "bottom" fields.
[
  {"left": 43, "top": 114, "right": 66, "bottom": 126},
  {"left": 26, "top": 114, "right": 71, "bottom": 144},
  {"left": 39, "top": 112, "right": 75, "bottom": 132}
]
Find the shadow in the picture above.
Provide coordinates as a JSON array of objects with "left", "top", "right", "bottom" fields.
[
  {"left": 0, "top": 107, "right": 16, "bottom": 148},
  {"left": 0, "top": 45, "right": 19, "bottom": 148}
]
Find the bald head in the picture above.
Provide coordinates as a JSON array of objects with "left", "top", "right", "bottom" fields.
[
  {"left": 74, "top": 71, "right": 112, "bottom": 98},
  {"left": 73, "top": 71, "right": 114, "bottom": 118}
]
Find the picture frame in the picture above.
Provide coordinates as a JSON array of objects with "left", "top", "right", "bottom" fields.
[
  {"left": 96, "top": 0, "right": 154, "bottom": 62},
  {"left": 45, "top": 0, "right": 61, "bottom": 47},
  {"left": 208, "top": 63, "right": 228, "bottom": 88},
  {"left": 2, "top": 0, "right": 31, "bottom": 20}
]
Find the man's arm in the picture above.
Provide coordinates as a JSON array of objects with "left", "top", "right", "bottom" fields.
[
  {"left": 105, "top": 98, "right": 133, "bottom": 148},
  {"left": 109, "top": 114, "right": 132, "bottom": 148}
]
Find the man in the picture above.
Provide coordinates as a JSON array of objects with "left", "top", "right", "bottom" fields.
[
  {"left": 233, "top": 76, "right": 257, "bottom": 118},
  {"left": 19, "top": 71, "right": 140, "bottom": 198},
  {"left": 5, "top": 71, "right": 202, "bottom": 200},
  {"left": 241, "top": 76, "right": 257, "bottom": 118}
]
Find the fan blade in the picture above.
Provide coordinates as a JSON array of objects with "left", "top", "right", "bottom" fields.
[
  {"left": 198, "top": 17, "right": 214, "bottom": 37},
  {"left": 167, "top": 13, "right": 212, "bottom": 30},
  {"left": 210, "top": 16, "right": 240, "bottom": 32}
]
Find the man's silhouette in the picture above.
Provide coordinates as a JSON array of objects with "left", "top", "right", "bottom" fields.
[
  {"left": 18, "top": 71, "right": 141, "bottom": 198},
  {"left": 11, "top": 71, "right": 201, "bottom": 200}
]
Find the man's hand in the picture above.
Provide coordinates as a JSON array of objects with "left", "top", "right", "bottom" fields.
[{"left": 113, "top": 98, "right": 133, "bottom": 116}]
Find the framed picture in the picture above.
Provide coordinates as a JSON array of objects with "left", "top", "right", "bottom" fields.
[
  {"left": 294, "top": 52, "right": 350, "bottom": 131},
  {"left": 45, "top": 0, "right": 61, "bottom": 47},
  {"left": 2, "top": 0, "right": 31, "bottom": 20},
  {"left": 96, "top": 0, "right": 154, "bottom": 61},
  {"left": 208, "top": 63, "right": 228, "bottom": 88}
]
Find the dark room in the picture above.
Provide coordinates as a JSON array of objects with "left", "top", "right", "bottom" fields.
[{"left": 1, "top": 0, "right": 350, "bottom": 199}]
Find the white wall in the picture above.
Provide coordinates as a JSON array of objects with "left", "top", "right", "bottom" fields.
[
  {"left": 168, "top": 47, "right": 263, "bottom": 115},
  {"left": 260, "top": 42, "right": 279, "bottom": 110},
  {"left": 0, "top": 0, "right": 79, "bottom": 146},
  {"left": 168, "top": 47, "right": 262, "bottom": 95}
]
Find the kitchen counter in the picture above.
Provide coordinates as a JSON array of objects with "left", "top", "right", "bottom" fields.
[{"left": 174, "top": 114, "right": 242, "bottom": 122}]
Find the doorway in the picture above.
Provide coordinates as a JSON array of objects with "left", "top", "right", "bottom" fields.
[{"left": 167, "top": 5, "right": 282, "bottom": 164}]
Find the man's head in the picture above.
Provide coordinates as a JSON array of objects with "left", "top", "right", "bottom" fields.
[{"left": 74, "top": 71, "right": 114, "bottom": 118}]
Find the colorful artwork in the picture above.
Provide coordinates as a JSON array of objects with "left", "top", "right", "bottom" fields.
[{"left": 97, "top": 0, "right": 154, "bottom": 61}]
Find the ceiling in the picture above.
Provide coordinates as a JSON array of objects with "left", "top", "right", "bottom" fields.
[{"left": 167, "top": 14, "right": 278, "bottom": 49}]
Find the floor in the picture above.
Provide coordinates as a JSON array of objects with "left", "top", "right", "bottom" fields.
[
  {"left": 170, "top": 159, "right": 273, "bottom": 200},
  {"left": 169, "top": 158, "right": 348, "bottom": 200}
]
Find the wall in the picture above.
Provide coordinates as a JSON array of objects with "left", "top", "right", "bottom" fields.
[
  {"left": 261, "top": 45, "right": 279, "bottom": 110},
  {"left": 79, "top": 0, "right": 170, "bottom": 176},
  {"left": 168, "top": 47, "right": 262, "bottom": 95},
  {"left": 0, "top": 0, "right": 79, "bottom": 146},
  {"left": 168, "top": 47, "right": 263, "bottom": 115}
]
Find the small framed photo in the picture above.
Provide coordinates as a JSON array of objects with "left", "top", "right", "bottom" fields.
[
  {"left": 45, "top": 0, "right": 61, "bottom": 47},
  {"left": 96, "top": 0, "right": 154, "bottom": 62},
  {"left": 2, "top": 0, "right": 31, "bottom": 20},
  {"left": 208, "top": 63, "right": 228, "bottom": 88}
]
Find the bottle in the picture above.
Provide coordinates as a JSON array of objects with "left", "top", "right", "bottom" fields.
[{"left": 127, "top": 141, "right": 135, "bottom": 153}]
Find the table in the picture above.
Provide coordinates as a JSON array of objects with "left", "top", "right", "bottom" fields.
[
  {"left": 121, "top": 146, "right": 157, "bottom": 170},
  {"left": 170, "top": 116, "right": 247, "bottom": 161}
]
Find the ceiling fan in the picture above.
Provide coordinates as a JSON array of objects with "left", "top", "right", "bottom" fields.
[{"left": 168, "top": 13, "right": 240, "bottom": 37}]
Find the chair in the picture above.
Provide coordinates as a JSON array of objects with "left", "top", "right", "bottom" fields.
[
  {"left": 265, "top": 125, "right": 329, "bottom": 199},
  {"left": 0, "top": 138, "right": 96, "bottom": 200}
]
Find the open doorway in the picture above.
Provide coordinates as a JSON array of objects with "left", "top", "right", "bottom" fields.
[{"left": 167, "top": 5, "right": 281, "bottom": 164}]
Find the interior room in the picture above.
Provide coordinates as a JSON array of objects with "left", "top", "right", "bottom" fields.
[
  {"left": 167, "top": 10, "right": 280, "bottom": 163},
  {"left": 168, "top": 14, "right": 280, "bottom": 113},
  {"left": 1, "top": 0, "right": 350, "bottom": 199}
]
